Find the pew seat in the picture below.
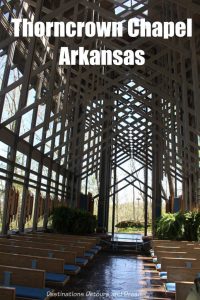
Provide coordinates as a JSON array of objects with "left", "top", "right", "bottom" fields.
[
  {"left": 13, "top": 285, "right": 50, "bottom": 300},
  {"left": 45, "top": 272, "right": 70, "bottom": 286},
  {"left": 76, "top": 257, "right": 88, "bottom": 266},
  {"left": 64, "top": 264, "right": 81, "bottom": 275},
  {"left": 156, "top": 263, "right": 161, "bottom": 270},
  {"left": 152, "top": 257, "right": 157, "bottom": 263},
  {"left": 89, "top": 248, "right": 98, "bottom": 255},
  {"left": 165, "top": 282, "right": 176, "bottom": 293},
  {"left": 160, "top": 271, "right": 167, "bottom": 280},
  {"left": 94, "top": 245, "right": 101, "bottom": 251},
  {"left": 84, "top": 252, "right": 94, "bottom": 259}
]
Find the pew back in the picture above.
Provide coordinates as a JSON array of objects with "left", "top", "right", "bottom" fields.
[
  {"left": 0, "top": 243, "right": 76, "bottom": 264},
  {"left": 11, "top": 235, "right": 93, "bottom": 249},
  {"left": 0, "top": 252, "right": 64, "bottom": 273},
  {"left": 161, "top": 257, "right": 199, "bottom": 272},
  {"left": 0, "top": 238, "right": 85, "bottom": 256},
  {"left": 156, "top": 250, "right": 200, "bottom": 261},
  {"left": 152, "top": 240, "right": 199, "bottom": 246},
  {"left": 167, "top": 267, "right": 200, "bottom": 282},
  {"left": 32, "top": 233, "right": 100, "bottom": 243},
  {"left": 154, "top": 245, "right": 200, "bottom": 253},
  {"left": 0, "top": 265, "right": 45, "bottom": 288}
]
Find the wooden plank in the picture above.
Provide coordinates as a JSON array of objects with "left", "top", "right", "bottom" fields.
[
  {"left": 160, "top": 257, "right": 200, "bottom": 272},
  {"left": 32, "top": 233, "right": 100, "bottom": 243},
  {"left": 0, "top": 287, "right": 15, "bottom": 300},
  {"left": 12, "top": 235, "right": 94, "bottom": 249},
  {"left": 167, "top": 267, "right": 200, "bottom": 282},
  {"left": 0, "top": 238, "right": 85, "bottom": 257},
  {"left": 156, "top": 250, "right": 200, "bottom": 261},
  {"left": 0, "top": 265, "right": 45, "bottom": 288},
  {"left": 151, "top": 240, "right": 200, "bottom": 247},
  {"left": 176, "top": 282, "right": 194, "bottom": 300},
  {"left": 0, "top": 252, "right": 64, "bottom": 274},
  {"left": 0, "top": 243, "right": 76, "bottom": 264},
  {"left": 153, "top": 245, "right": 200, "bottom": 253}
]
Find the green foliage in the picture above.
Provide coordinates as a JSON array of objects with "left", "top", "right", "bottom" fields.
[
  {"left": 50, "top": 206, "right": 97, "bottom": 235},
  {"left": 115, "top": 220, "right": 148, "bottom": 229},
  {"left": 156, "top": 213, "right": 183, "bottom": 240},
  {"left": 156, "top": 211, "right": 200, "bottom": 241},
  {"left": 183, "top": 211, "right": 200, "bottom": 241}
]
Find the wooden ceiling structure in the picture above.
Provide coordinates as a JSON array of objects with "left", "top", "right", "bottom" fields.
[{"left": 0, "top": 0, "right": 199, "bottom": 234}]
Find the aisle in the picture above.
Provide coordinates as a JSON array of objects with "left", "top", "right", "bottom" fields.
[{"left": 54, "top": 252, "right": 146, "bottom": 299}]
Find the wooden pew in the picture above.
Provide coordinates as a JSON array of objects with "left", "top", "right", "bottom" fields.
[
  {"left": 12, "top": 235, "right": 97, "bottom": 265},
  {"left": 10, "top": 235, "right": 94, "bottom": 253},
  {"left": 0, "top": 265, "right": 51, "bottom": 300},
  {"left": 0, "top": 252, "right": 69, "bottom": 287},
  {"left": 160, "top": 257, "right": 200, "bottom": 272},
  {"left": 0, "top": 238, "right": 86, "bottom": 258},
  {"left": 13, "top": 234, "right": 99, "bottom": 257},
  {"left": 41, "top": 237, "right": 96, "bottom": 251},
  {"left": 0, "top": 243, "right": 81, "bottom": 275},
  {"left": 156, "top": 251, "right": 188, "bottom": 261},
  {"left": 0, "top": 238, "right": 88, "bottom": 268},
  {"left": 151, "top": 241, "right": 200, "bottom": 298},
  {"left": 176, "top": 282, "right": 194, "bottom": 300},
  {"left": 167, "top": 267, "right": 199, "bottom": 282},
  {"left": 164, "top": 267, "right": 199, "bottom": 295},
  {"left": 153, "top": 246, "right": 200, "bottom": 260},
  {"left": 151, "top": 240, "right": 199, "bottom": 247},
  {"left": 30, "top": 232, "right": 100, "bottom": 244},
  {"left": 0, "top": 243, "right": 75, "bottom": 264},
  {"left": 15, "top": 237, "right": 92, "bottom": 265},
  {"left": 0, "top": 266, "right": 45, "bottom": 288},
  {"left": 0, "top": 287, "right": 15, "bottom": 300},
  {"left": 153, "top": 245, "right": 200, "bottom": 255},
  {"left": 43, "top": 234, "right": 102, "bottom": 253},
  {"left": 151, "top": 242, "right": 199, "bottom": 254},
  {"left": 156, "top": 250, "right": 200, "bottom": 262},
  {"left": 153, "top": 246, "right": 186, "bottom": 255}
]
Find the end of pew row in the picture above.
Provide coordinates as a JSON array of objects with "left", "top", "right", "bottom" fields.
[
  {"left": 164, "top": 267, "right": 198, "bottom": 299},
  {"left": 0, "top": 265, "right": 53, "bottom": 300},
  {"left": 164, "top": 281, "right": 194, "bottom": 300},
  {"left": 0, "top": 286, "right": 15, "bottom": 300},
  {"left": 176, "top": 282, "right": 194, "bottom": 300}
]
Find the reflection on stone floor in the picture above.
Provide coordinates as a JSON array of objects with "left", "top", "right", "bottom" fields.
[{"left": 53, "top": 252, "right": 175, "bottom": 300}]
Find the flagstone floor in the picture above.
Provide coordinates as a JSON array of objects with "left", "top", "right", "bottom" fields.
[{"left": 53, "top": 252, "right": 175, "bottom": 300}]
